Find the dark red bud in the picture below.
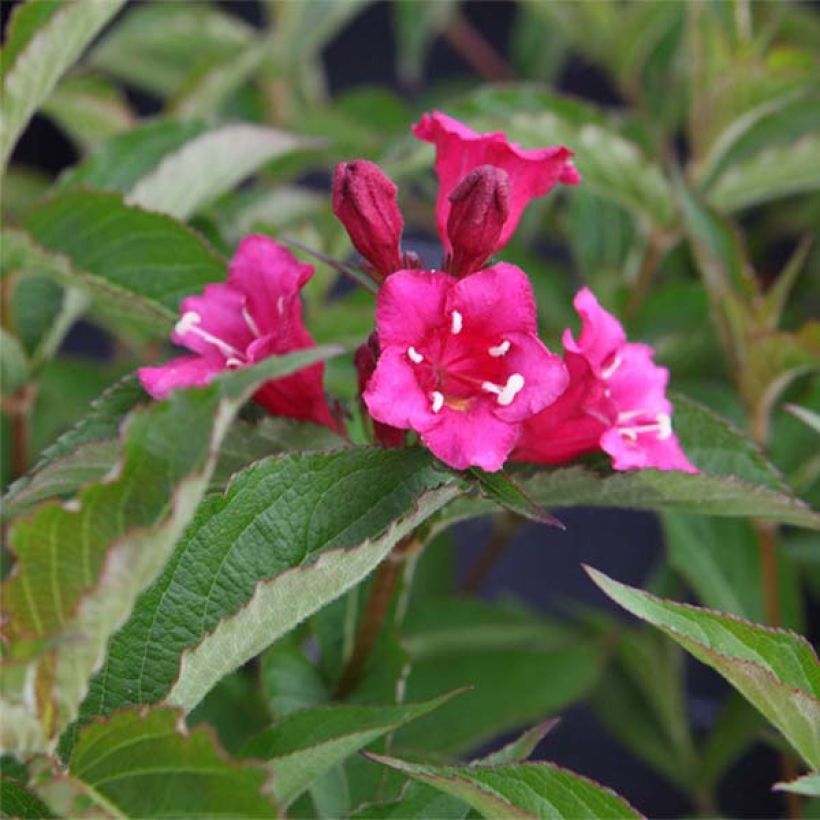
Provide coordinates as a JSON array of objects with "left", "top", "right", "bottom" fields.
[
  {"left": 446, "top": 164, "right": 510, "bottom": 277},
  {"left": 332, "top": 160, "right": 404, "bottom": 281},
  {"left": 354, "top": 332, "right": 405, "bottom": 448}
]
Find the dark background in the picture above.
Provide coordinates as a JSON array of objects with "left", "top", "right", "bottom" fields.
[{"left": 4, "top": 1, "right": 813, "bottom": 817}]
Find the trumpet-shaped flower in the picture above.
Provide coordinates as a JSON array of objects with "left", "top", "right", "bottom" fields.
[
  {"left": 412, "top": 111, "right": 580, "bottom": 259},
  {"left": 139, "top": 235, "right": 336, "bottom": 430},
  {"left": 363, "top": 263, "right": 567, "bottom": 471},
  {"left": 514, "top": 288, "right": 697, "bottom": 473}
]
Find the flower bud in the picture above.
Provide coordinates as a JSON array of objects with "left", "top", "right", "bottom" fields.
[
  {"left": 445, "top": 165, "right": 510, "bottom": 277},
  {"left": 332, "top": 160, "right": 404, "bottom": 281},
  {"left": 354, "top": 332, "right": 405, "bottom": 448}
]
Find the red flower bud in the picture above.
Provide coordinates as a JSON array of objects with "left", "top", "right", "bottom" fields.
[
  {"left": 354, "top": 332, "right": 405, "bottom": 448},
  {"left": 446, "top": 165, "right": 510, "bottom": 277},
  {"left": 332, "top": 160, "right": 404, "bottom": 281}
]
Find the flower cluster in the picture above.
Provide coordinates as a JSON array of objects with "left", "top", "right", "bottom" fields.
[{"left": 140, "top": 111, "right": 695, "bottom": 476}]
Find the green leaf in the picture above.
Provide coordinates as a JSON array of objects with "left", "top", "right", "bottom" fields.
[
  {"left": 18, "top": 189, "right": 225, "bottom": 329},
  {"left": 58, "top": 119, "right": 208, "bottom": 194},
  {"left": 438, "top": 395, "right": 820, "bottom": 531},
  {"left": 126, "top": 124, "right": 316, "bottom": 220},
  {"left": 0, "top": 328, "right": 29, "bottom": 396},
  {"left": 352, "top": 781, "right": 469, "bottom": 819},
  {"left": 586, "top": 567, "right": 820, "bottom": 769},
  {"left": 663, "top": 512, "right": 803, "bottom": 628},
  {"left": 42, "top": 73, "right": 133, "bottom": 153},
  {"left": 367, "top": 755, "right": 641, "bottom": 819},
  {"left": 243, "top": 691, "right": 463, "bottom": 806},
  {"left": 75, "top": 447, "right": 458, "bottom": 728},
  {"left": 0, "top": 777, "right": 55, "bottom": 818},
  {"left": 468, "top": 469, "right": 562, "bottom": 527},
  {"left": 786, "top": 403, "right": 820, "bottom": 436},
  {"left": 69, "top": 708, "right": 277, "bottom": 817},
  {"left": 392, "top": 0, "right": 456, "bottom": 85},
  {"left": 775, "top": 772, "right": 820, "bottom": 797},
  {"left": 709, "top": 134, "right": 820, "bottom": 212},
  {"left": 1, "top": 349, "right": 338, "bottom": 752},
  {"left": 0, "top": 0, "right": 126, "bottom": 169},
  {"left": 472, "top": 720, "right": 559, "bottom": 767},
  {"left": 397, "top": 599, "right": 601, "bottom": 755},
  {"left": 87, "top": 3, "right": 255, "bottom": 97}
]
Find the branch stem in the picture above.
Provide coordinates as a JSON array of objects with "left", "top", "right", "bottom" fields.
[
  {"left": 461, "top": 515, "right": 520, "bottom": 595},
  {"left": 334, "top": 534, "right": 421, "bottom": 699},
  {"left": 443, "top": 13, "right": 516, "bottom": 83}
]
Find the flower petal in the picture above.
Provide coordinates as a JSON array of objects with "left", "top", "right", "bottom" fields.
[
  {"left": 175, "top": 283, "right": 251, "bottom": 360},
  {"left": 562, "top": 287, "right": 626, "bottom": 370},
  {"left": 227, "top": 234, "right": 314, "bottom": 337},
  {"left": 491, "top": 333, "right": 568, "bottom": 423},
  {"left": 601, "top": 426, "right": 698, "bottom": 473},
  {"left": 421, "top": 402, "right": 520, "bottom": 472},
  {"left": 412, "top": 111, "right": 579, "bottom": 252},
  {"left": 449, "top": 263, "right": 538, "bottom": 336},
  {"left": 363, "top": 346, "right": 439, "bottom": 432},
  {"left": 375, "top": 269, "right": 456, "bottom": 348},
  {"left": 138, "top": 355, "right": 221, "bottom": 399}
]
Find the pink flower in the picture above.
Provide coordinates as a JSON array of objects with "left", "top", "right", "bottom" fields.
[
  {"left": 139, "top": 235, "right": 336, "bottom": 430},
  {"left": 363, "top": 263, "right": 568, "bottom": 471},
  {"left": 514, "top": 288, "right": 697, "bottom": 473},
  {"left": 412, "top": 111, "right": 580, "bottom": 259}
]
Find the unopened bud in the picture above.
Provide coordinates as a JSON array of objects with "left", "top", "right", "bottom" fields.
[
  {"left": 446, "top": 165, "right": 510, "bottom": 277},
  {"left": 332, "top": 160, "right": 404, "bottom": 281},
  {"left": 355, "top": 332, "right": 405, "bottom": 448}
]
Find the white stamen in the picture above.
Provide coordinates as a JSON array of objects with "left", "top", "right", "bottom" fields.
[
  {"left": 225, "top": 357, "right": 244, "bottom": 369},
  {"left": 451, "top": 310, "right": 463, "bottom": 335},
  {"left": 601, "top": 354, "right": 622, "bottom": 380},
  {"left": 431, "top": 391, "right": 444, "bottom": 413},
  {"left": 242, "top": 306, "right": 262, "bottom": 338},
  {"left": 497, "top": 373, "right": 525, "bottom": 406},
  {"left": 174, "top": 310, "right": 244, "bottom": 360},
  {"left": 618, "top": 412, "right": 673, "bottom": 442},
  {"left": 482, "top": 374, "right": 525, "bottom": 406},
  {"left": 488, "top": 339, "right": 511, "bottom": 358},
  {"left": 407, "top": 346, "right": 424, "bottom": 364},
  {"left": 276, "top": 296, "right": 285, "bottom": 315}
]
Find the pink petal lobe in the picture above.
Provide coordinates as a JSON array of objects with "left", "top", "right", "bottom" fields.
[
  {"left": 375, "top": 269, "right": 456, "bottom": 348},
  {"left": 601, "top": 427, "right": 698, "bottom": 473},
  {"left": 421, "top": 403, "right": 521, "bottom": 472},
  {"left": 491, "top": 333, "right": 568, "bottom": 423},
  {"left": 138, "top": 355, "right": 222, "bottom": 399},
  {"left": 175, "top": 284, "right": 250, "bottom": 359},
  {"left": 228, "top": 234, "right": 313, "bottom": 337},
  {"left": 562, "top": 287, "right": 627, "bottom": 369},
  {"left": 449, "top": 263, "right": 538, "bottom": 336},
  {"left": 412, "top": 111, "right": 579, "bottom": 252}
]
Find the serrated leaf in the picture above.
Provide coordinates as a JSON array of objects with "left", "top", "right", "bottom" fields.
[
  {"left": 0, "top": 0, "right": 126, "bottom": 170},
  {"left": 468, "top": 469, "right": 562, "bottom": 527},
  {"left": 438, "top": 394, "right": 820, "bottom": 531},
  {"left": 243, "top": 691, "right": 463, "bottom": 805},
  {"left": 127, "top": 124, "right": 316, "bottom": 220},
  {"left": 709, "top": 135, "right": 820, "bottom": 212},
  {"left": 87, "top": 3, "right": 254, "bottom": 97},
  {"left": 775, "top": 772, "right": 820, "bottom": 797},
  {"left": 69, "top": 708, "right": 277, "bottom": 817},
  {"left": 17, "top": 189, "right": 225, "bottom": 330},
  {"left": 351, "top": 780, "right": 469, "bottom": 819},
  {"left": 58, "top": 119, "right": 208, "bottom": 193},
  {"left": 74, "top": 447, "right": 458, "bottom": 732},
  {"left": 586, "top": 567, "right": 820, "bottom": 769},
  {"left": 0, "top": 777, "right": 55, "bottom": 818},
  {"left": 367, "top": 755, "right": 641, "bottom": 819},
  {"left": 1, "top": 349, "right": 338, "bottom": 752}
]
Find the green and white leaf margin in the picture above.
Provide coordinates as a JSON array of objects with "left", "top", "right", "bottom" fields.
[
  {"left": 368, "top": 754, "right": 641, "bottom": 819},
  {"left": 0, "top": 0, "right": 127, "bottom": 170},
  {"left": 586, "top": 568, "right": 820, "bottom": 770},
  {"left": 0, "top": 348, "right": 340, "bottom": 756}
]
